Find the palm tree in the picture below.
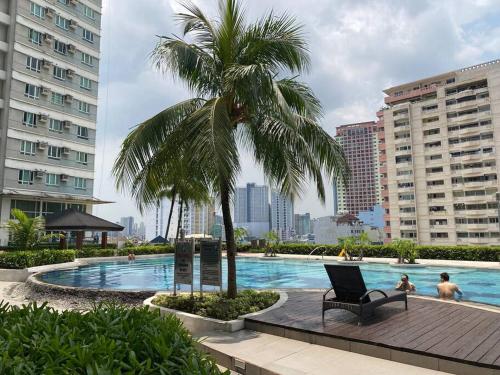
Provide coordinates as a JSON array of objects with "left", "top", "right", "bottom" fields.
[
  {"left": 357, "top": 231, "right": 370, "bottom": 260},
  {"left": 5, "top": 209, "right": 49, "bottom": 249},
  {"left": 113, "top": 0, "right": 349, "bottom": 298}
]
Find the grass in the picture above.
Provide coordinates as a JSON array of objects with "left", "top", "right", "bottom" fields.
[{"left": 152, "top": 290, "right": 280, "bottom": 321}]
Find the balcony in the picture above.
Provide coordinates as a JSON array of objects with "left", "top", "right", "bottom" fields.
[
  {"left": 393, "top": 113, "right": 410, "bottom": 121},
  {"left": 457, "top": 237, "right": 499, "bottom": 245},
  {"left": 454, "top": 194, "right": 491, "bottom": 204},
  {"left": 399, "top": 211, "right": 416, "bottom": 218},
  {"left": 400, "top": 224, "right": 417, "bottom": 230},
  {"left": 394, "top": 137, "right": 411, "bottom": 145},
  {"left": 458, "top": 127, "right": 481, "bottom": 137},
  {"left": 385, "top": 85, "right": 437, "bottom": 105},
  {"left": 429, "top": 210, "right": 447, "bottom": 216}
]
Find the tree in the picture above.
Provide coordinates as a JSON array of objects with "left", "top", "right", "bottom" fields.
[
  {"left": 392, "top": 238, "right": 419, "bottom": 264},
  {"left": 357, "top": 231, "right": 370, "bottom": 261},
  {"left": 5, "top": 209, "right": 56, "bottom": 249},
  {"left": 338, "top": 236, "right": 356, "bottom": 261},
  {"left": 113, "top": 0, "right": 349, "bottom": 298},
  {"left": 234, "top": 227, "right": 247, "bottom": 243},
  {"left": 264, "top": 230, "right": 279, "bottom": 257}
]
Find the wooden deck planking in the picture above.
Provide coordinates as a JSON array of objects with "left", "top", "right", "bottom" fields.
[{"left": 245, "top": 291, "right": 500, "bottom": 369}]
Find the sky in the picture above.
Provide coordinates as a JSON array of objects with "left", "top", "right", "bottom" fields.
[{"left": 92, "top": 0, "right": 500, "bottom": 238}]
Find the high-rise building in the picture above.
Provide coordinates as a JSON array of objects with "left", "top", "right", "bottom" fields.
[
  {"left": 120, "top": 216, "right": 134, "bottom": 237},
  {"left": 234, "top": 183, "right": 270, "bottom": 239},
  {"left": 271, "top": 190, "right": 294, "bottom": 241},
  {"left": 182, "top": 200, "right": 216, "bottom": 236},
  {"left": 376, "top": 110, "right": 391, "bottom": 242},
  {"left": 333, "top": 122, "right": 381, "bottom": 216},
  {"left": 294, "top": 213, "right": 311, "bottom": 236},
  {"left": 0, "top": 0, "right": 102, "bottom": 244},
  {"left": 383, "top": 59, "right": 500, "bottom": 245}
]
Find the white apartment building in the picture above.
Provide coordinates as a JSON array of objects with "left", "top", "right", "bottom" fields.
[
  {"left": 383, "top": 59, "right": 500, "bottom": 245},
  {"left": 182, "top": 200, "right": 216, "bottom": 237},
  {"left": 312, "top": 214, "right": 383, "bottom": 245},
  {"left": 271, "top": 190, "right": 294, "bottom": 241},
  {"left": 0, "top": 0, "right": 102, "bottom": 245}
]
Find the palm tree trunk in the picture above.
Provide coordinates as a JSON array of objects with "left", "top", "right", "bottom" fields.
[
  {"left": 220, "top": 184, "right": 237, "bottom": 299},
  {"left": 164, "top": 190, "right": 176, "bottom": 243},
  {"left": 176, "top": 199, "right": 184, "bottom": 240}
]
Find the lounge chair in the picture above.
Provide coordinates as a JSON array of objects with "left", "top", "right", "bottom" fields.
[{"left": 323, "top": 264, "right": 407, "bottom": 324}]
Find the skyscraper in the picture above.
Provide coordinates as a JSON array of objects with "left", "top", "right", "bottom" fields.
[
  {"left": 0, "top": 0, "right": 102, "bottom": 244},
  {"left": 333, "top": 122, "right": 382, "bottom": 216},
  {"left": 120, "top": 216, "right": 134, "bottom": 237},
  {"left": 234, "top": 183, "right": 269, "bottom": 239},
  {"left": 293, "top": 213, "right": 311, "bottom": 236},
  {"left": 271, "top": 190, "right": 294, "bottom": 241},
  {"left": 182, "top": 200, "right": 216, "bottom": 236},
  {"left": 383, "top": 59, "right": 500, "bottom": 245}
]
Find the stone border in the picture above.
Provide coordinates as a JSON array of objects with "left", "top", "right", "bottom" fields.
[
  {"left": 144, "top": 291, "right": 288, "bottom": 334},
  {"left": 0, "top": 268, "right": 31, "bottom": 282},
  {"left": 389, "top": 263, "right": 426, "bottom": 268}
]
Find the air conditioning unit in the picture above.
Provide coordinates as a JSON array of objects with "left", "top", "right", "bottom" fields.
[
  {"left": 42, "top": 60, "right": 52, "bottom": 70},
  {"left": 38, "top": 113, "right": 49, "bottom": 123},
  {"left": 67, "top": 44, "right": 76, "bottom": 54},
  {"left": 62, "top": 147, "right": 71, "bottom": 155},
  {"left": 63, "top": 120, "right": 72, "bottom": 129},
  {"left": 45, "top": 7, "right": 54, "bottom": 18},
  {"left": 37, "top": 141, "right": 48, "bottom": 150},
  {"left": 64, "top": 94, "right": 73, "bottom": 104},
  {"left": 43, "top": 33, "right": 53, "bottom": 44},
  {"left": 35, "top": 170, "right": 44, "bottom": 179},
  {"left": 60, "top": 174, "right": 69, "bottom": 182},
  {"left": 69, "top": 20, "right": 77, "bottom": 30},
  {"left": 66, "top": 69, "right": 75, "bottom": 79},
  {"left": 41, "top": 86, "right": 51, "bottom": 96}
]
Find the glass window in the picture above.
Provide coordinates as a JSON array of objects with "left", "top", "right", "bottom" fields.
[
  {"left": 51, "top": 92, "right": 65, "bottom": 106},
  {"left": 83, "top": 5, "right": 95, "bottom": 20},
  {"left": 54, "top": 40, "right": 67, "bottom": 54},
  {"left": 24, "top": 84, "right": 40, "bottom": 99},
  {"left": 18, "top": 170, "right": 34, "bottom": 185},
  {"left": 23, "top": 112, "right": 37, "bottom": 127},
  {"left": 28, "top": 29, "right": 42, "bottom": 45},
  {"left": 81, "top": 52, "right": 94, "bottom": 66},
  {"left": 20, "top": 140, "right": 36, "bottom": 156},
  {"left": 48, "top": 146, "right": 61, "bottom": 159},
  {"left": 77, "top": 126, "right": 89, "bottom": 139},
  {"left": 45, "top": 173, "right": 59, "bottom": 186},
  {"left": 53, "top": 66, "right": 66, "bottom": 80},
  {"left": 30, "top": 2, "right": 46, "bottom": 18},
  {"left": 55, "top": 15, "right": 69, "bottom": 30},
  {"left": 78, "top": 101, "right": 90, "bottom": 114},
  {"left": 26, "top": 56, "right": 41, "bottom": 72},
  {"left": 76, "top": 151, "right": 88, "bottom": 165},
  {"left": 80, "top": 76, "right": 92, "bottom": 90},
  {"left": 82, "top": 29, "right": 94, "bottom": 43},
  {"left": 74, "top": 177, "right": 87, "bottom": 190},
  {"left": 58, "top": 0, "right": 69, "bottom": 5},
  {"left": 49, "top": 119, "right": 63, "bottom": 132}
]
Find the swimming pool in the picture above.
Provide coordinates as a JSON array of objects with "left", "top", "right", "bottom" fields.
[{"left": 39, "top": 256, "right": 500, "bottom": 306}]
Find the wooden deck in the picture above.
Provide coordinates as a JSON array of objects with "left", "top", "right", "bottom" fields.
[{"left": 244, "top": 291, "right": 500, "bottom": 373}]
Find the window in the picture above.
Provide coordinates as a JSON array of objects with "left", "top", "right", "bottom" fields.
[
  {"left": 77, "top": 125, "right": 89, "bottom": 139},
  {"left": 49, "top": 119, "right": 63, "bottom": 132},
  {"left": 30, "top": 2, "right": 46, "bottom": 18},
  {"left": 45, "top": 173, "right": 59, "bottom": 186},
  {"left": 81, "top": 52, "right": 94, "bottom": 66},
  {"left": 83, "top": 5, "right": 95, "bottom": 20},
  {"left": 58, "top": 0, "right": 69, "bottom": 5},
  {"left": 25, "top": 84, "right": 40, "bottom": 99},
  {"left": 55, "top": 15, "right": 69, "bottom": 30},
  {"left": 54, "top": 40, "right": 67, "bottom": 54},
  {"left": 26, "top": 56, "right": 41, "bottom": 72},
  {"left": 74, "top": 177, "right": 87, "bottom": 190},
  {"left": 18, "top": 170, "right": 34, "bottom": 185},
  {"left": 48, "top": 146, "right": 61, "bottom": 159},
  {"left": 53, "top": 66, "right": 66, "bottom": 80},
  {"left": 20, "top": 140, "right": 36, "bottom": 156},
  {"left": 76, "top": 151, "right": 88, "bottom": 164},
  {"left": 23, "top": 112, "right": 37, "bottom": 127},
  {"left": 28, "top": 29, "right": 42, "bottom": 45},
  {"left": 80, "top": 76, "right": 92, "bottom": 90},
  {"left": 51, "top": 92, "right": 65, "bottom": 106},
  {"left": 78, "top": 101, "right": 90, "bottom": 113},
  {"left": 82, "top": 29, "right": 94, "bottom": 43}
]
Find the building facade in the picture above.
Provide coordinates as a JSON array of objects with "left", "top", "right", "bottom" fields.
[
  {"left": 119, "top": 216, "right": 133, "bottom": 237},
  {"left": 182, "top": 200, "right": 216, "bottom": 237},
  {"left": 383, "top": 59, "right": 500, "bottom": 245},
  {"left": 271, "top": 190, "right": 294, "bottom": 241},
  {"left": 333, "top": 122, "right": 382, "bottom": 216},
  {"left": 312, "top": 214, "right": 383, "bottom": 245},
  {"left": 293, "top": 212, "right": 311, "bottom": 236},
  {"left": 0, "top": 0, "right": 102, "bottom": 244},
  {"left": 234, "top": 183, "right": 270, "bottom": 239}
]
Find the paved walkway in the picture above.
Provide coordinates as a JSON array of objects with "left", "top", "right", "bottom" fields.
[{"left": 198, "top": 330, "right": 448, "bottom": 375}]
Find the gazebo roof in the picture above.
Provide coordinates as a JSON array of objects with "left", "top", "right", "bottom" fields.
[
  {"left": 149, "top": 235, "right": 166, "bottom": 244},
  {"left": 45, "top": 209, "right": 124, "bottom": 231}
]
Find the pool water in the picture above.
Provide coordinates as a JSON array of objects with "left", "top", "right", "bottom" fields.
[{"left": 39, "top": 256, "right": 500, "bottom": 306}]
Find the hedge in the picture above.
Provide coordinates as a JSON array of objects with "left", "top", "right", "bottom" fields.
[
  {"left": 239, "top": 244, "right": 500, "bottom": 262},
  {"left": 0, "top": 302, "right": 225, "bottom": 374},
  {"left": 0, "top": 250, "right": 75, "bottom": 269},
  {"left": 117, "top": 245, "right": 174, "bottom": 256}
]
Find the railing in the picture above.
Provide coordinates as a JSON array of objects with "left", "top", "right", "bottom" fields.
[{"left": 307, "top": 246, "right": 328, "bottom": 261}]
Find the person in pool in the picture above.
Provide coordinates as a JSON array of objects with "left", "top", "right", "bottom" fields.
[
  {"left": 128, "top": 249, "right": 136, "bottom": 262},
  {"left": 395, "top": 273, "right": 416, "bottom": 293},
  {"left": 437, "top": 272, "right": 463, "bottom": 301}
]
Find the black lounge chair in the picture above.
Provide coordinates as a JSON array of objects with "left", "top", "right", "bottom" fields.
[{"left": 323, "top": 264, "right": 407, "bottom": 324}]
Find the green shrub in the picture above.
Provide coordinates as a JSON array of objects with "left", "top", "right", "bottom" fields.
[
  {"left": 153, "top": 290, "right": 280, "bottom": 321},
  {"left": 76, "top": 248, "right": 116, "bottom": 258},
  {"left": 0, "top": 302, "right": 225, "bottom": 374},
  {"left": 0, "top": 249, "right": 75, "bottom": 269},
  {"left": 117, "top": 245, "right": 174, "bottom": 256}
]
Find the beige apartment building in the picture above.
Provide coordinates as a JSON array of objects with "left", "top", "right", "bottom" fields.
[{"left": 382, "top": 59, "right": 500, "bottom": 245}]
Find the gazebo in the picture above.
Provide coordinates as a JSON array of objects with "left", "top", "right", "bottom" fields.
[{"left": 45, "top": 209, "right": 124, "bottom": 250}]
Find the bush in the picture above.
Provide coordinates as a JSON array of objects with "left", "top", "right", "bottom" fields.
[
  {"left": 0, "top": 302, "right": 225, "bottom": 374},
  {"left": 153, "top": 290, "right": 280, "bottom": 321},
  {"left": 117, "top": 245, "right": 174, "bottom": 256},
  {"left": 76, "top": 248, "right": 116, "bottom": 258},
  {"left": 0, "top": 249, "right": 75, "bottom": 269}
]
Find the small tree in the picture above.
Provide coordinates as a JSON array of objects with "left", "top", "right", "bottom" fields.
[
  {"left": 357, "top": 231, "right": 370, "bottom": 261},
  {"left": 264, "top": 231, "right": 279, "bottom": 257},
  {"left": 338, "top": 236, "right": 356, "bottom": 261},
  {"left": 392, "top": 238, "right": 418, "bottom": 264},
  {"left": 5, "top": 209, "right": 59, "bottom": 249},
  {"left": 234, "top": 227, "right": 248, "bottom": 243}
]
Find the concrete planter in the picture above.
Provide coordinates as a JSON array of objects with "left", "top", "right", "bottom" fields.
[
  {"left": 144, "top": 291, "right": 288, "bottom": 334},
  {"left": 0, "top": 268, "right": 31, "bottom": 282}
]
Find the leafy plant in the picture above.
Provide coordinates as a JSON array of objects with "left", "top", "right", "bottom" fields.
[
  {"left": 234, "top": 227, "right": 248, "bottom": 243},
  {"left": 264, "top": 231, "right": 279, "bottom": 257},
  {"left": 153, "top": 290, "right": 279, "bottom": 321},
  {"left": 0, "top": 302, "right": 225, "bottom": 374},
  {"left": 391, "top": 238, "right": 419, "bottom": 264},
  {"left": 0, "top": 250, "right": 75, "bottom": 269},
  {"left": 5, "top": 209, "right": 61, "bottom": 250},
  {"left": 338, "top": 236, "right": 357, "bottom": 260},
  {"left": 113, "top": 0, "right": 349, "bottom": 298}
]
